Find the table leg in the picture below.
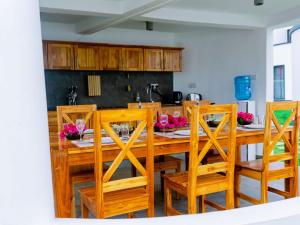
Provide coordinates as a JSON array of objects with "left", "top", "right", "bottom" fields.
[{"left": 51, "top": 149, "right": 72, "bottom": 218}]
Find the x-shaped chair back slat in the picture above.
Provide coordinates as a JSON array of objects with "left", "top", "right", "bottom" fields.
[
  {"left": 94, "top": 109, "right": 154, "bottom": 196},
  {"left": 183, "top": 100, "right": 211, "bottom": 119},
  {"left": 56, "top": 105, "right": 96, "bottom": 131},
  {"left": 128, "top": 102, "right": 162, "bottom": 121},
  {"left": 263, "top": 102, "right": 300, "bottom": 164},
  {"left": 188, "top": 104, "right": 237, "bottom": 183}
]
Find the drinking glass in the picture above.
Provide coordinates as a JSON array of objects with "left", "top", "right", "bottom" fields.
[
  {"left": 173, "top": 111, "right": 181, "bottom": 118},
  {"left": 75, "top": 119, "right": 85, "bottom": 141},
  {"left": 120, "top": 124, "right": 130, "bottom": 141},
  {"left": 160, "top": 114, "right": 168, "bottom": 135}
]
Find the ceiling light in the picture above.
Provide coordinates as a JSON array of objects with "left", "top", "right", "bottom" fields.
[{"left": 254, "top": 0, "right": 263, "bottom": 6}]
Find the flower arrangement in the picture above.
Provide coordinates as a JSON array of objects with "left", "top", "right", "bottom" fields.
[
  {"left": 237, "top": 112, "right": 254, "bottom": 125},
  {"left": 154, "top": 115, "right": 188, "bottom": 131},
  {"left": 60, "top": 123, "right": 85, "bottom": 140}
]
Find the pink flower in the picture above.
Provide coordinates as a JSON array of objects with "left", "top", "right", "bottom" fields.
[
  {"left": 154, "top": 115, "right": 188, "bottom": 129},
  {"left": 237, "top": 112, "right": 254, "bottom": 125}
]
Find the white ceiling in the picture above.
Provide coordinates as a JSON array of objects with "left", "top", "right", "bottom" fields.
[
  {"left": 39, "top": 0, "right": 300, "bottom": 34},
  {"left": 168, "top": 0, "right": 300, "bottom": 16}
]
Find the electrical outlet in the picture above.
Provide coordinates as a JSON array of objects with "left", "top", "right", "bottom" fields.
[{"left": 188, "top": 83, "right": 196, "bottom": 89}]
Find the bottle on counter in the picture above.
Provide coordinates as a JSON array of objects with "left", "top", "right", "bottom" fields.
[
  {"left": 136, "top": 92, "right": 141, "bottom": 102},
  {"left": 136, "top": 92, "right": 142, "bottom": 109}
]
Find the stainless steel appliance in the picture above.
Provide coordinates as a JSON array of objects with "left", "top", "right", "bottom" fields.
[
  {"left": 186, "top": 93, "right": 202, "bottom": 101},
  {"left": 173, "top": 91, "right": 183, "bottom": 104}
]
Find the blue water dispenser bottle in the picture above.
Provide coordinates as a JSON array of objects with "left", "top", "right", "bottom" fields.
[{"left": 234, "top": 75, "right": 252, "bottom": 100}]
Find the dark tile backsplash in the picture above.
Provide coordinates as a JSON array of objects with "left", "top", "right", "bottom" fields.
[{"left": 45, "top": 70, "right": 174, "bottom": 110}]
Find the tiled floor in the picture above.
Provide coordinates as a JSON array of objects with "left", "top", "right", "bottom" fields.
[{"left": 74, "top": 160, "right": 300, "bottom": 218}]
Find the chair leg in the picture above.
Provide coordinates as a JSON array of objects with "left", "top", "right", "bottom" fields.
[
  {"left": 261, "top": 176, "right": 268, "bottom": 204},
  {"left": 71, "top": 185, "right": 76, "bottom": 218},
  {"left": 127, "top": 212, "right": 135, "bottom": 218},
  {"left": 164, "top": 181, "right": 172, "bottom": 216},
  {"left": 81, "top": 202, "right": 89, "bottom": 218},
  {"left": 185, "top": 152, "right": 189, "bottom": 170},
  {"left": 188, "top": 196, "right": 197, "bottom": 214},
  {"left": 160, "top": 171, "right": 165, "bottom": 197},
  {"left": 175, "top": 161, "right": 181, "bottom": 200},
  {"left": 234, "top": 173, "right": 241, "bottom": 208},
  {"left": 199, "top": 195, "right": 206, "bottom": 213},
  {"left": 226, "top": 188, "right": 235, "bottom": 209},
  {"left": 288, "top": 177, "right": 297, "bottom": 198}
]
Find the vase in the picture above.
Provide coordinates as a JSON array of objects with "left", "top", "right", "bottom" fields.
[{"left": 66, "top": 133, "right": 81, "bottom": 140}]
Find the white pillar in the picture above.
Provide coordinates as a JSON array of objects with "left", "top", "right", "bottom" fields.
[
  {"left": 291, "top": 30, "right": 300, "bottom": 100},
  {"left": 0, "top": 0, "right": 54, "bottom": 224}
]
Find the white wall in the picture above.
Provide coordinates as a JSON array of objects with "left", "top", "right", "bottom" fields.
[
  {"left": 291, "top": 30, "right": 300, "bottom": 101},
  {"left": 41, "top": 22, "right": 176, "bottom": 46},
  {"left": 173, "top": 28, "right": 268, "bottom": 117},
  {"left": 273, "top": 27, "right": 291, "bottom": 45}
]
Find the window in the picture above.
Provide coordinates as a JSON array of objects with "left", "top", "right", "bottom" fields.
[{"left": 274, "top": 65, "right": 285, "bottom": 101}]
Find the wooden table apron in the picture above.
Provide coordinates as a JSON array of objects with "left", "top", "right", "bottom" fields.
[{"left": 50, "top": 129, "right": 291, "bottom": 218}]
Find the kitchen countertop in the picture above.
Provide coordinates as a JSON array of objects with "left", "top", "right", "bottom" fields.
[{"left": 47, "top": 103, "right": 183, "bottom": 111}]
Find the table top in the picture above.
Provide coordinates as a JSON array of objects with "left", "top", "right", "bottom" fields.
[{"left": 50, "top": 128, "right": 269, "bottom": 154}]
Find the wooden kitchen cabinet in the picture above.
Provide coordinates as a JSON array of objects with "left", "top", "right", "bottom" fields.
[
  {"left": 144, "top": 48, "right": 164, "bottom": 71},
  {"left": 99, "top": 46, "right": 120, "bottom": 70},
  {"left": 74, "top": 44, "right": 99, "bottom": 70},
  {"left": 47, "top": 43, "right": 74, "bottom": 70},
  {"left": 121, "top": 47, "right": 144, "bottom": 71},
  {"left": 163, "top": 49, "right": 182, "bottom": 72},
  {"left": 43, "top": 42, "right": 48, "bottom": 69}
]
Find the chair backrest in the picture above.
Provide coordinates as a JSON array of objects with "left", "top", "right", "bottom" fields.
[
  {"left": 56, "top": 105, "right": 97, "bottom": 131},
  {"left": 94, "top": 109, "right": 154, "bottom": 218},
  {"left": 128, "top": 102, "right": 162, "bottom": 120},
  {"left": 262, "top": 101, "right": 299, "bottom": 171},
  {"left": 183, "top": 100, "right": 211, "bottom": 118},
  {"left": 188, "top": 104, "right": 237, "bottom": 194}
]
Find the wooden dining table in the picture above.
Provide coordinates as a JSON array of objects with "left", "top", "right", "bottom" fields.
[{"left": 50, "top": 128, "right": 292, "bottom": 218}]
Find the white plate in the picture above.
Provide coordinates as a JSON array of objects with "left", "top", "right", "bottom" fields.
[
  {"left": 174, "top": 129, "right": 203, "bottom": 136},
  {"left": 83, "top": 129, "right": 94, "bottom": 134},
  {"left": 243, "top": 124, "right": 264, "bottom": 129}
]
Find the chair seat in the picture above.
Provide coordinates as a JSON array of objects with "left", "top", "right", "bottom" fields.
[
  {"left": 236, "top": 159, "right": 284, "bottom": 172},
  {"left": 79, "top": 187, "right": 149, "bottom": 218},
  {"left": 164, "top": 172, "right": 228, "bottom": 196}
]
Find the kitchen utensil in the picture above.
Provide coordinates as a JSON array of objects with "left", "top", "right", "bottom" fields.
[
  {"left": 186, "top": 93, "right": 202, "bottom": 101},
  {"left": 173, "top": 91, "right": 183, "bottom": 104}
]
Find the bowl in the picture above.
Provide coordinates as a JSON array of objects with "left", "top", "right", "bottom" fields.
[{"left": 207, "top": 120, "right": 220, "bottom": 128}]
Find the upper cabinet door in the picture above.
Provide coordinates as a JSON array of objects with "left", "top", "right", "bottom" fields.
[
  {"left": 74, "top": 44, "right": 99, "bottom": 70},
  {"left": 144, "top": 49, "right": 163, "bottom": 71},
  {"left": 163, "top": 49, "right": 182, "bottom": 72},
  {"left": 47, "top": 43, "right": 74, "bottom": 70},
  {"left": 121, "top": 48, "right": 144, "bottom": 71},
  {"left": 99, "top": 46, "right": 120, "bottom": 70}
]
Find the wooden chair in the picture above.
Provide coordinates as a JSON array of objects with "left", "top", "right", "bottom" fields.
[
  {"left": 56, "top": 104, "right": 97, "bottom": 217},
  {"left": 182, "top": 100, "right": 211, "bottom": 118},
  {"left": 128, "top": 102, "right": 162, "bottom": 120},
  {"left": 183, "top": 100, "right": 211, "bottom": 170},
  {"left": 235, "top": 101, "right": 299, "bottom": 206},
  {"left": 79, "top": 109, "right": 154, "bottom": 218},
  {"left": 164, "top": 104, "right": 237, "bottom": 215},
  {"left": 128, "top": 102, "right": 182, "bottom": 194}
]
